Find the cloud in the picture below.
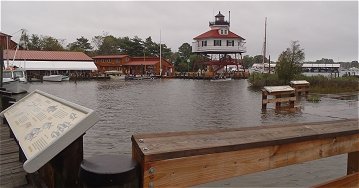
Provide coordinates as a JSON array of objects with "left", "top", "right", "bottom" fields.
[{"left": 1, "top": 1, "right": 357, "bottom": 61}]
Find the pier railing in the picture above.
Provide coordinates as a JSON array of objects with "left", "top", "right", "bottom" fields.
[{"left": 132, "top": 119, "right": 359, "bottom": 187}]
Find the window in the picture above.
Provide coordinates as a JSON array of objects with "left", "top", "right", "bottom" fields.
[
  {"left": 227, "top": 40, "right": 234, "bottom": 46},
  {"left": 201, "top": 41, "right": 207, "bottom": 47},
  {"left": 214, "top": 40, "right": 221, "bottom": 46},
  {"left": 224, "top": 30, "right": 228, "bottom": 35},
  {"left": 220, "top": 30, "right": 223, "bottom": 35}
]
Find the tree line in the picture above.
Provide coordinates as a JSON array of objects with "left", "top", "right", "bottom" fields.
[{"left": 17, "top": 33, "right": 357, "bottom": 73}]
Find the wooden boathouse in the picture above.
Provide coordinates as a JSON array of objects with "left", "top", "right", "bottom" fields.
[
  {"left": 93, "top": 55, "right": 173, "bottom": 76},
  {"left": 3, "top": 50, "right": 97, "bottom": 81}
]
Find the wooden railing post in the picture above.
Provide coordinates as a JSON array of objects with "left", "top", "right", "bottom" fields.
[
  {"left": 347, "top": 151, "right": 359, "bottom": 175},
  {"left": 38, "top": 136, "right": 83, "bottom": 188}
]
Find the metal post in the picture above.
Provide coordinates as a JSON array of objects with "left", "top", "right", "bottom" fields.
[{"left": 0, "top": 47, "right": 3, "bottom": 88}]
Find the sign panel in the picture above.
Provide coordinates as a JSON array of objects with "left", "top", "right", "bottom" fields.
[{"left": 0, "top": 90, "right": 99, "bottom": 173}]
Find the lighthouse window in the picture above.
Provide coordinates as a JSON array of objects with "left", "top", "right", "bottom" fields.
[
  {"left": 214, "top": 40, "right": 221, "bottom": 46},
  {"left": 201, "top": 41, "right": 207, "bottom": 47},
  {"left": 227, "top": 40, "right": 234, "bottom": 46}
]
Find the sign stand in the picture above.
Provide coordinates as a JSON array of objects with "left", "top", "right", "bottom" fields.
[{"left": 0, "top": 90, "right": 99, "bottom": 187}]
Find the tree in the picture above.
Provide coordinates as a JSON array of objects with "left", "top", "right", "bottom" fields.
[
  {"left": 40, "top": 36, "right": 65, "bottom": 51},
  {"left": 276, "top": 40, "right": 304, "bottom": 83},
  {"left": 242, "top": 55, "right": 254, "bottom": 69},
  {"left": 178, "top": 43, "right": 192, "bottom": 60},
  {"left": 97, "top": 35, "right": 119, "bottom": 55},
  {"left": 316, "top": 58, "right": 334, "bottom": 64},
  {"left": 67, "top": 36, "right": 93, "bottom": 52}
]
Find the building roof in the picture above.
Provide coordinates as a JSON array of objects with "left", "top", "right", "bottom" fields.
[
  {"left": 0, "top": 32, "right": 12, "bottom": 37},
  {"left": 124, "top": 57, "right": 173, "bottom": 67},
  {"left": 193, "top": 29, "right": 244, "bottom": 40},
  {"left": 92, "top": 55, "right": 128, "bottom": 59},
  {"left": 3, "top": 50, "right": 93, "bottom": 61},
  {"left": 124, "top": 61, "right": 159, "bottom": 66},
  {"left": 215, "top": 12, "right": 224, "bottom": 17}
]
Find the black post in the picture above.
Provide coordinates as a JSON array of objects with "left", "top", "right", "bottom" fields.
[
  {"left": 268, "top": 55, "right": 271, "bottom": 74},
  {"left": 1, "top": 47, "right": 4, "bottom": 88}
]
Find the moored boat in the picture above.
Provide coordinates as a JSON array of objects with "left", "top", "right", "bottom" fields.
[
  {"left": 210, "top": 77, "right": 232, "bottom": 82},
  {"left": 2, "top": 69, "right": 30, "bottom": 94},
  {"left": 43, "top": 75, "right": 63, "bottom": 82}
]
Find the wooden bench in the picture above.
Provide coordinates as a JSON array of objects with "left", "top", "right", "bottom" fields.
[
  {"left": 290, "top": 80, "right": 310, "bottom": 96},
  {"left": 132, "top": 119, "right": 359, "bottom": 187},
  {"left": 262, "top": 85, "right": 296, "bottom": 110}
]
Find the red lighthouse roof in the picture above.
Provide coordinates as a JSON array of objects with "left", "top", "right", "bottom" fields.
[{"left": 193, "top": 29, "right": 245, "bottom": 40}]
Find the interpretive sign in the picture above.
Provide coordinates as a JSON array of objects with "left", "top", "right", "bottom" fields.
[{"left": 0, "top": 90, "right": 99, "bottom": 173}]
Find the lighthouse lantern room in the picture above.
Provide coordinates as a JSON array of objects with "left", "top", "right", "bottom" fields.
[{"left": 192, "top": 11, "right": 247, "bottom": 76}]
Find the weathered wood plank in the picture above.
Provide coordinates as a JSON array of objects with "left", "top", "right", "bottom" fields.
[
  {"left": 312, "top": 172, "right": 359, "bottom": 188},
  {"left": 0, "top": 171, "right": 28, "bottom": 187},
  {"left": 140, "top": 134, "right": 359, "bottom": 187},
  {"left": 0, "top": 124, "right": 29, "bottom": 187},
  {"left": 0, "top": 139, "right": 19, "bottom": 155},
  {"left": 132, "top": 119, "right": 359, "bottom": 163},
  {"left": 347, "top": 151, "right": 359, "bottom": 175},
  {"left": 262, "top": 96, "right": 296, "bottom": 104}
]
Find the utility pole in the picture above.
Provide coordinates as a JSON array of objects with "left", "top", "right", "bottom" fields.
[{"left": 262, "top": 17, "right": 267, "bottom": 65}]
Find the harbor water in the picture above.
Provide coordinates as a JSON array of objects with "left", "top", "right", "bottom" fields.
[{"left": 25, "top": 79, "right": 358, "bottom": 187}]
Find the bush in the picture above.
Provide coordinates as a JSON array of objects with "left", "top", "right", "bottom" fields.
[{"left": 248, "top": 72, "right": 285, "bottom": 89}]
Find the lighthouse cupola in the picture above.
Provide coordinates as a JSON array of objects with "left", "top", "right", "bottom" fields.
[{"left": 209, "top": 11, "right": 230, "bottom": 29}]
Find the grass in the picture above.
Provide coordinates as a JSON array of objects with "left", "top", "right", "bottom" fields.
[{"left": 248, "top": 73, "right": 359, "bottom": 94}]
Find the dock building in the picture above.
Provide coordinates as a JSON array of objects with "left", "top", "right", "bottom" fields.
[
  {"left": 93, "top": 56, "right": 173, "bottom": 76},
  {"left": 3, "top": 49, "right": 97, "bottom": 80}
]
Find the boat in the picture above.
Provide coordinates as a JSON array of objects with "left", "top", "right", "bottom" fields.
[
  {"left": 210, "top": 77, "right": 232, "bottom": 82},
  {"left": 43, "top": 75, "right": 63, "bottom": 82},
  {"left": 2, "top": 69, "right": 30, "bottom": 94},
  {"left": 61, "top": 75, "right": 70, "bottom": 81},
  {"left": 105, "top": 70, "right": 126, "bottom": 80}
]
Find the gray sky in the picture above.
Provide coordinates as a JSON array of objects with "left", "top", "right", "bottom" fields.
[{"left": 1, "top": 1, "right": 358, "bottom": 62}]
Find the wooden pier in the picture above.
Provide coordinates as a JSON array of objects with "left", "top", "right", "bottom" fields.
[
  {"left": 290, "top": 80, "right": 310, "bottom": 96},
  {"left": 0, "top": 123, "right": 29, "bottom": 187},
  {"left": 262, "top": 85, "right": 296, "bottom": 110},
  {"left": 132, "top": 119, "right": 359, "bottom": 187},
  {"left": 174, "top": 71, "right": 250, "bottom": 79}
]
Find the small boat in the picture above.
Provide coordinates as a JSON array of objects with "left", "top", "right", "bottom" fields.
[
  {"left": 61, "top": 75, "right": 70, "bottom": 81},
  {"left": 2, "top": 69, "right": 30, "bottom": 94},
  {"left": 43, "top": 75, "right": 63, "bottom": 82},
  {"left": 105, "top": 70, "right": 126, "bottom": 80},
  {"left": 210, "top": 77, "right": 232, "bottom": 82}
]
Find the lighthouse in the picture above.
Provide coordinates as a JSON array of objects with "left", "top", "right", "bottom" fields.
[{"left": 192, "top": 11, "right": 247, "bottom": 77}]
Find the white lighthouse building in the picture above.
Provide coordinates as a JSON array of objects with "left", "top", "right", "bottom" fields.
[{"left": 192, "top": 11, "right": 247, "bottom": 77}]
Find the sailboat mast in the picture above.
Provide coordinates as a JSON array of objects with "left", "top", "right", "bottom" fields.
[
  {"left": 159, "top": 29, "right": 162, "bottom": 76},
  {"left": 262, "top": 17, "right": 267, "bottom": 65},
  {"left": 6, "top": 36, "right": 9, "bottom": 68}
]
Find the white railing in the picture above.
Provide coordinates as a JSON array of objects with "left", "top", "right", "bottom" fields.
[{"left": 192, "top": 42, "right": 246, "bottom": 53}]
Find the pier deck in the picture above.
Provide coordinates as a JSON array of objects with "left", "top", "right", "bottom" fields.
[
  {"left": 0, "top": 124, "right": 29, "bottom": 187},
  {"left": 132, "top": 119, "right": 359, "bottom": 187}
]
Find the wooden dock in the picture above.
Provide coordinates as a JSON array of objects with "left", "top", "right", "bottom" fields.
[
  {"left": 0, "top": 124, "right": 29, "bottom": 187},
  {"left": 132, "top": 119, "right": 359, "bottom": 187}
]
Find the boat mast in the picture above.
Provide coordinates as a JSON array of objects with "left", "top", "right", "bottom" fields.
[
  {"left": 262, "top": 17, "right": 267, "bottom": 66},
  {"left": 159, "top": 29, "right": 162, "bottom": 76}
]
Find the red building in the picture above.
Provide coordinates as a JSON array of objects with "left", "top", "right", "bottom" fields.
[
  {"left": 92, "top": 55, "right": 130, "bottom": 73},
  {"left": 93, "top": 55, "right": 173, "bottom": 76},
  {"left": 0, "top": 32, "right": 19, "bottom": 50}
]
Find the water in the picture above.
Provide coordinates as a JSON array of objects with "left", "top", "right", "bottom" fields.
[{"left": 24, "top": 79, "right": 358, "bottom": 187}]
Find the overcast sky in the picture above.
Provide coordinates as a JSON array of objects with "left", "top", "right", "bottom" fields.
[{"left": 1, "top": 1, "right": 358, "bottom": 62}]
